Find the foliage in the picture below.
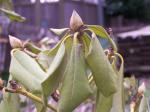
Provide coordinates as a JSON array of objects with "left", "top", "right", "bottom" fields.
[
  {"left": 0, "top": 0, "right": 25, "bottom": 22},
  {"left": 0, "top": 10, "right": 149, "bottom": 112}
]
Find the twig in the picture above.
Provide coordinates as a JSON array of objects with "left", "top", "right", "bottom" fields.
[
  {"left": 130, "top": 102, "right": 135, "bottom": 112},
  {"left": 129, "top": 92, "right": 143, "bottom": 112},
  {"left": 0, "top": 86, "right": 57, "bottom": 112}
]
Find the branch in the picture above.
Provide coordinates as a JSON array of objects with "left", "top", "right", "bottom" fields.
[
  {"left": 0, "top": 85, "right": 57, "bottom": 112},
  {"left": 129, "top": 92, "right": 143, "bottom": 112}
]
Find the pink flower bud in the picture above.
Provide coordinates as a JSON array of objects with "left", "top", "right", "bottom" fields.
[{"left": 138, "top": 82, "right": 146, "bottom": 94}]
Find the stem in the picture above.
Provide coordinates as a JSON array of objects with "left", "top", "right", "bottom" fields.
[
  {"left": 130, "top": 108, "right": 134, "bottom": 112},
  {"left": 1, "top": 86, "right": 57, "bottom": 112},
  {"left": 130, "top": 102, "right": 135, "bottom": 112},
  {"left": 89, "top": 77, "right": 93, "bottom": 84},
  {"left": 108, "top": 37, "right": 117, "bottom": 53},
  {"left": 110, "top": 56, "right": 117, "bottom": 70},
  {"left": 129, "top": 92, "right": 143, "bottom": 112},
  {"left": 115, "top": 53, "right": 124, "bottom": 63},
  {"left": 19, "top": 89, "right": 57, "bottom": 112}
]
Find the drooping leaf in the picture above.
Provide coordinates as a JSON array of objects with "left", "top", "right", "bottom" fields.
[
  {"left": 58, "top": 34, "right": 92, "bottom": 112},
  {"left": 10, "top": 50, "right": 48, "bottom": 111},
  {"left": 81, "top": 33, "right": 93, "bottom": 79},
  {"left": 111, "top": 53, "right": 124, "bottom": 112},
  {"left": 37, "top": 37, "right": 72, "bottom": 111},
  {"left": 0, "top": 8, "right": 26, "bottom": 22},
  {"left": 81, "top": 33, "right": 91, "bottom": 55},
  {"left": 50, "top": 28, "right": 69, "bottom": 36},
  {"left": 36, "top": 53, "right": 50, "bottom": 71},
  {"left": 43, "top": 34, "right": 71, "bottom": 58},
  {"left": 41, "top": 42, "right": 66, "bottom": 110},
  {"left": 95, "top": 90, "right": 113, "bottom": 112},
  {"left": 86, "top": 33, "right": 117, "bottom": 97},
  {"left": 86, "top": 25, "right": 117, "bottom": 51},
  {"left": 0, "top": 75, "right": 20, "bottom": 112},
  {"left": 46, "top": 33, "right": 70, "bottom": 53},
  {"left": 41, "top": 42, "right": 65, "bottom": 97},
  {"left": 9, "top": 50, "right": 46, "bottom": 93}
]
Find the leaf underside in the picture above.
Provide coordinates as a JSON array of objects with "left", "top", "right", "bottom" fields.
[
  {"left": 58, "top": 36, "right": 92, "bottom": 112},
  {"left": 86, "top": 35, "right": 117, "bottom": 97}
]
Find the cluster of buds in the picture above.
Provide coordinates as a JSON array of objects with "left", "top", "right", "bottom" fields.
[
  {"left": 9, "top": 80, "right": 22, "bottom": 90},
  {"left": 130, "top": 82, "right": 146, "bottom": 111},
  {"left": 0, "top": 79, "right": 22, "bottom": 94},
  {"left": 9, "top": 35, "right": 38, "bottom": 58}
]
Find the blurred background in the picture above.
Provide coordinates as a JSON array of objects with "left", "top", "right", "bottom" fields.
[{"left": 0, "top": 0, "right": 150, "bottom": 111}]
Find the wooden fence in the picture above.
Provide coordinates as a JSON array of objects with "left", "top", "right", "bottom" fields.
[{"left": 117, "top": 36, "right": 150, "bottom": 76}]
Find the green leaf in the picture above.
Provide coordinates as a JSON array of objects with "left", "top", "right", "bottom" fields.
[
  {"left": 10, "top": 50, "right": 48, "bottom": 110},
  {"left": 111, "top": 53, "right": 124, "bottom": 112},
  {"left": 36, "top": 53, "right": 50, "bottom": 71},
  {"left": 86, "top": 25, "right": 110, "bottom": 39},
  {"left": 43, "top": 34, "right": 71, "bottom": 57},
  {"left": 95, "top": 90, "right": 113, "bottom": 112},
  {"left": 38, "top": 35, "right": 72, "bottom": 73},
  {"left": 49, "top": 28, "right": 69, "bottom": 36},
  {"left": 9, "top": 50, "right": 46, "bottom": 93},
  {"left": 58, "top": 34, "right": 92, "bottom": 112},
  {"left": 0, "top": 75, "right": 20, "bottom": 112},
  {"left": 41, "top": 42, "right": 65, "bottom": 97},
  {"left": 38, "top": 37, "right": 73, "bottom": 111},
  {"left": 41, "top": 42, "right": 66, "bottom": 109},
  {"left": 42, "top": 35, "right": 72, "bottom": 73},
  {"left": 139, "top": 96, "right": 149, "bottom": 112},
  {"left": 81, "top": 33, "right": 91, "bottom": 55},
  {"left": 0, "top": 8, "right": 26, "bottom": 22},
  {"left": 86, "top": 33, "right": 117, "bottom": 97},
  {"left": 86, "top": 25, "right": 118, "bottom": 52}
]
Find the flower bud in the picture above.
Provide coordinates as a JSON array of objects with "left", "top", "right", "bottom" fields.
[
  {"left": 9, "top": 80, "right": 21, "bottom": 90},
  {"left": 0, "top": 78, "right": 3, "bottom": 87},
  {"left": 70, "top": 10, "right": 83, "bottom": 31},
  {"left": 138, "top": 82, "right": 146, "bottom": 94},
  {"left": 9, "top": 35, "right": 23, "bottom": 48}
]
